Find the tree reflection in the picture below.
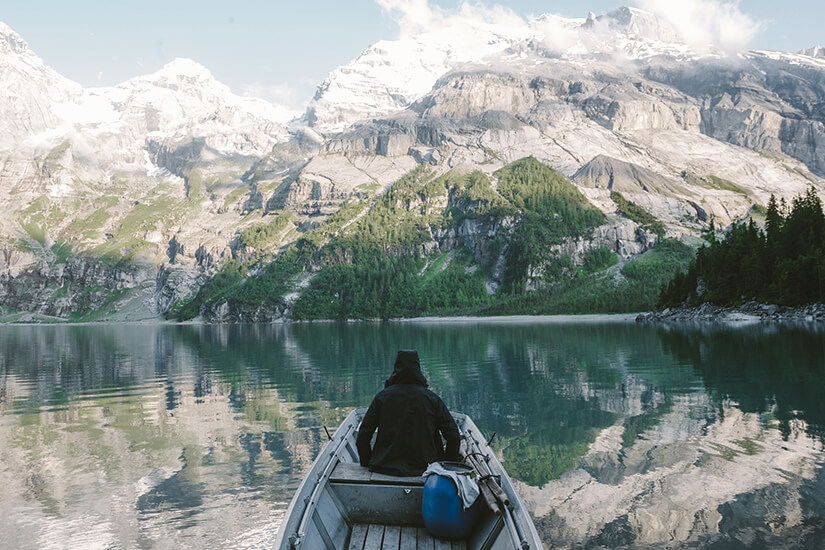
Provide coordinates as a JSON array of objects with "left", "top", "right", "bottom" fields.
[{"left": 657, "top": 323, "right": 825, "bottom": 442}]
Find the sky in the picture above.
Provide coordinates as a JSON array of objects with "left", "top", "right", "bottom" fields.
[{"left": 2, "top": 0, "right": 823, "bottom": 115}]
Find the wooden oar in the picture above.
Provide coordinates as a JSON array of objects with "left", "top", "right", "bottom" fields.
[
  {"left": 462, "top": 447, "right": 501, "bottom": 516},
  {"left": 462, "top": 431, "right": 530, "bottom": 549}
]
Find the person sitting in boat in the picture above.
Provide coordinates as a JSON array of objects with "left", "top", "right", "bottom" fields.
[{"left": 356, "top": 350, "right": 460, "bottom": 476}]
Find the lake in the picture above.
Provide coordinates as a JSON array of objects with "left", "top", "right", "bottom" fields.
[{"left": 1, "top": 319, "right": 823, "bottom": 549}]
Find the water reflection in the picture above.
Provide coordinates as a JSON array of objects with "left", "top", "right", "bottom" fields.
[
  {"left": 0, "top": 320, "right": 823, "bottom": 548},
  {"left": 659, "top": 324, "right": 825, "bottom": 440}
]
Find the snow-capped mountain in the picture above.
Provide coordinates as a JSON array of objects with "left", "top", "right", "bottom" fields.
[
  {"left": 304, "top": 16, "right": 536, "bottom": 134},
  {"left": 0, "top": 22, "right": 83, "bottom": 151},
  {"left": 800, "top": 45, "right": 825, "bottom": 58},
  {"left": 0, "top": 22, "right": 287, "bottom": 162},
  {"left": 1, "top": 6, "right": 825, "bottom": 324},
  {"left": 305, "top": 7, "right": 707, "bottom": 134},
  {"left": 90, "top": 58, "right": 289, "bottom": 159},
  {"left": 0, "top": 21, "right": 293, "bottom": 313}
]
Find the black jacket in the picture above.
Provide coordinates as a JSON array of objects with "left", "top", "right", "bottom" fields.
[{"left": 356, "top": 351, "right": 460, "bottom": 476}]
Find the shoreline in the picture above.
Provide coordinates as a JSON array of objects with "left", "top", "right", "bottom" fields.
[
  {"left": 636, "top": 302, "right": 825, "bottom": 324},
  {"left": 6, "top": 304, "right": 825, "bottom": 326},
  {"left": 0, "top": 312, "right": 642, "bottom": 327},
  {"left": 391, "top": 313, "right": 640, "bottom": 324}
]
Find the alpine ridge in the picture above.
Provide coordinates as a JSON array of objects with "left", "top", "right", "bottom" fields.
[{"left": 0, "top": 6, "right": 823, "bottom": 324}]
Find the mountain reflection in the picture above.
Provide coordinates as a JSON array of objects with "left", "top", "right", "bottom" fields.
[{"left": 0, "top": 320, "right": 823, "bottom": 548}]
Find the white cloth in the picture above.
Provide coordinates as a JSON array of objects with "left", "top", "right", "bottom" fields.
[{"left": 423, "top": 462, "right": 480, "bottom": 510}]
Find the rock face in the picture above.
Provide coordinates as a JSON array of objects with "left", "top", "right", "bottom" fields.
[
  {"left": 644, "top": 53, "right": 825, "bottom": 178},
  {"left": 0, "top": 255, "right": 155, "bottom": 319},
  {"left": 434, "top": 215, "right": 516, "bottom": 281},
  {"left": 572, "top": 155, "right": 685, "bottom": 196},
  {"left": 201, "top": 300, "right": 289, "bottom": 324}
]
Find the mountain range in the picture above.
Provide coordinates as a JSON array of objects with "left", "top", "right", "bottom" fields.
[{"left": 0, "top": 7, "right": 823, "bottom": 322}]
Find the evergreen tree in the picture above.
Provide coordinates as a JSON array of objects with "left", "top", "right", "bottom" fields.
[
  {"left": 765, "top": 194, "right": 783, "bottom": 244},
  {"left": 659, "top": 188, "right": 825, "bottom": 308}
]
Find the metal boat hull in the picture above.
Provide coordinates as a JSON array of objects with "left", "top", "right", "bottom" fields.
[{"left": 274, "top": 409, "right": 542, "bottom": 549}]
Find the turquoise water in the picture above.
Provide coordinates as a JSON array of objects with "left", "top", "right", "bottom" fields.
[{"left": 0, "top": 320, "right": 823, "bottom": 548}]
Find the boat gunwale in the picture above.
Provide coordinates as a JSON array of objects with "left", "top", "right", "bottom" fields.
[
  {"left": 459, "top": 414, "right": 543, "bottom": 548},
  {"left": 273, "top": 409, "right": 362, "bottom": 549}
]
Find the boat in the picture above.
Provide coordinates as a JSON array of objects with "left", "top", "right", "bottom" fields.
[{"left": 274, "top": 408, "right": 543, "bottom": 550}]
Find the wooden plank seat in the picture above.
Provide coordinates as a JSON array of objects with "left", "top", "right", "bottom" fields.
[
  {"left": 330, "top": 462, "right": 427, "bottom": 487},
  {"left": 348, "top": 524, "right": 466, "bottom": 550},
  {"left": 328, "top": 462, "right": 427, "bottom": 526}
]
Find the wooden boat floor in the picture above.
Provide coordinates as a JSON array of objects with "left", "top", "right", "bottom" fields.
[{"left": 348, "top": 524, "right": 466, "bottom": 550}]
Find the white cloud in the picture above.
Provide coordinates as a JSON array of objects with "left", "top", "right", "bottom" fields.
[
  {"left": 531, "top": 14, "right": 582, "bottom": 55},
  {"left": 242, "top": 82, "right": 308, "bottom": 122},
  {"left": 376, "top": 0, "right": 439, "bottom": 36},
  {"left": 376, "top": 0, "right": 763, "bottom": 53},
  {"left": 633, "top": 0, "right": 764, "bottom": 51},
  {"left": 457, "top": 2, "right": 525, "bottom": 28},
  {"left": 376, "top": 0, "right": 524, "bottom": 37}
]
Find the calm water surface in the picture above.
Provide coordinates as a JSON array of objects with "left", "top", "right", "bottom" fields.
[{"left": 1, "top": 320, "right": 824, "bottom": 549}]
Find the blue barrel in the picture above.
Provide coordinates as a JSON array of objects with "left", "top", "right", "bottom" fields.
[{"left": 422, "top": 462, "right": 480, "bottom": 540}]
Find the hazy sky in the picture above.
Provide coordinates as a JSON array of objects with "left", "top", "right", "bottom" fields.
[{"left": 3, "top": 1, "right": 823, "bottom": 113}]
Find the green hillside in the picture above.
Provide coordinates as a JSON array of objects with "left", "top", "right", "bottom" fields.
[{"left": 169, "top": 157, "right": 693, "bottom": 321}]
